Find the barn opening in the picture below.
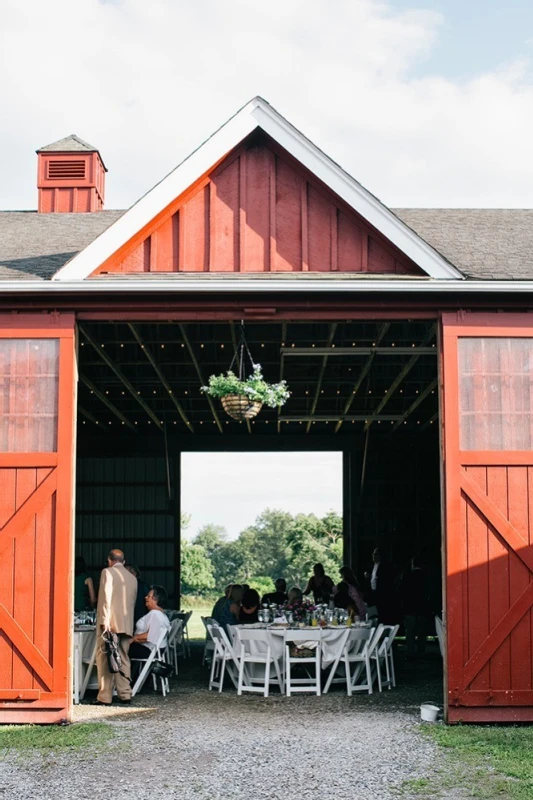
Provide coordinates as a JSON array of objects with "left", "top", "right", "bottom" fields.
[{"left": 74, "top": 317, "right": 442, "bottom": 635}]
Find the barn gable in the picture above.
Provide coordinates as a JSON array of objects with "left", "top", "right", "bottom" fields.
[
  {"left": 53, "top": 97, "right": 462, "bottom": 281},
  {"left": 92, "top": 133, "right": 424, "bottom": 276}
]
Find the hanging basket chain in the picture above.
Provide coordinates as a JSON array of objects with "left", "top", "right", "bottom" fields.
[{"left": 228, "top": 322, "right": 256, "bottom": 380}]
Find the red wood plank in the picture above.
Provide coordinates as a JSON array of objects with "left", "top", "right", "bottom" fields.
[
  {"left": 242, "top": 143, "right": 270, "bottom": 272},
  {"left": 0, "top": 469, "right": 56, "bottom": 556},
  {"left": 486, "top": 466, "right": 511, "bottom": 691},
  {"left": 307, "top": 185, "right": 332, "bottom": 272},
  {"left": 367, "top": 236, "right": 396, "bottom": 273},
  {"left": 210, "top": 157, "right": 239, "bottom": 272},
  {"left": 0, "top": 605, "right": 53, "bottom": 691},
  {"left": 464, "top": 467, "right": 490, "bottom": 691},
  {"left": 0, "top": 468, "right": 16, "bottom": 693},
  {"left": 273, "top": 156, "right": 301, "bottom": 271},
  {"left": 33, "top": 468, "right": 54, "bottom": 690},
  {"left": 448, "top": 706, "right": 533, "bottom": 723},
  {"left": 337, "top": 211, "right": 363, "bottom": 272},
  {"left": 507, "top": 466, "right": 533, "bottom": 691},
  {"left": 12, "top": 468, "right": 37, "bottom": 690},
  {"left": 180, "top": 184, "right": 209, "bottom": 271},
  {"left": 151, "top": 214, "right": 178, "bottom": 272}
]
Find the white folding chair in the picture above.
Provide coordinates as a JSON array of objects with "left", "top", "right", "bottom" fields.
[
  {"left": 347, "top": 625, "right": 382, "bottom": 695},
  {"left": 234, "top": 628, "right": 284, "bottom": 697},
  {"left": 181, "top": 610, "right": 193, "bottom": 658},
  {"left": 130, "top": 627, "right": 171, "bottom": 697},
  {"left": 322, "top": 628, "right": 359, "bottom": 694},
  {"left": 371, "top": 624, "right": 399, "bottom": 690},
  {"left": 207, "top": 624, "right": 240, "bottom": 692},
  {"left": 435, "top": 614, "right": 444, "bottom": 657},
  {"left": 165, "top": 618, "right": 184, "bottom": 674},
  {"left": 201, "top": 616, "right": 216, "bottom": 666},
  {"left": 285, "top": 630, "right": 322, "bottom": 696}
]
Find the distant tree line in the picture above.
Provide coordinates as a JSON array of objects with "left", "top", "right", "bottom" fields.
[{"left": 180, "top": 508, "right": 343, "bottom": 598}]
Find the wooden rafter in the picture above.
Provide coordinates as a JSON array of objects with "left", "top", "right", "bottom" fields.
[
  {"left": 364, "top": 323, "right": 437, "bottom": 432},
  {"left": 229, "top": 322, "right": 251, "bottom": 434},
  {"left": 127, "top": 323, "right": 194, "bottom": 433},
  {"left": 78, "top": 324, "right": 162, "bottom": 430},
  {"left": 79, "top": 374, "right": 137, "bottom": 431},
  {"left": 280, "top": 414, "right": 404, "bottom": 423},
  {"left": 178, "top": 323, "right": 223, "bottom": 433},
  {"left": 277, "top": 321, "right": 288, "bottom": 434},
  {"left": 306, "top": 323, "right": 337, "bottom": 433},
  {"left": 335, "top": 322, "right": 390, "bottom": 434},
  {"left": 420, "top": 411, "right": 438, "bottom": 431},
  {"left": 282, "top": 346, "right": 436, "bottom": 357},
  {"left": 392, "top": 378, "right": 438, "bottom": 431},
  {"left": 79, "top": 405, "right": 100, "bottom": 428}
]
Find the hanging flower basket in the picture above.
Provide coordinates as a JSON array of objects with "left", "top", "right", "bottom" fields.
[
  {"left": 201, "top": 324, "right": 290, "bottom": 421},
  {"left": 221, "top": 395, "right": 263, "bottom": 421}
]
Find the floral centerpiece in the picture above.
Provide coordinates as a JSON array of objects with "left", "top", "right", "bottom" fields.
[
  {"left": 283, "top": 597, "right": 316, "bottom": 623},
  {"left": 202, "top": 364, "right": 290, "bottom": 421}
]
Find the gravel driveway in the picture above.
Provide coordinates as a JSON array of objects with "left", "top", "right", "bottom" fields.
[{"left": 0, "top": 646, "right": 444, "bottom": 800}]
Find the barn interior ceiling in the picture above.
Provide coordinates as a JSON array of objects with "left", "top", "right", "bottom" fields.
[{"left": 76, "top": 320, "right": 439, "bottom": 436}]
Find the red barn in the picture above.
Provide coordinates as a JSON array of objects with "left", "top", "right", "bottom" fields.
[{"left": 1, "top": 98, "right": 533, "bottom": 723}]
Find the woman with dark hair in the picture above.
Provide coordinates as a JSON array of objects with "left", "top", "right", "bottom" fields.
[
  {"left": 129, "top": 585, "right": 171, "bottom": 659},
  {"left": 332, "top": 566, "right": 367, "bottom": 619},
  {"left": 74, "top": 556, "right": 96, "bottom": 611},
  {"left": 303, "top": 563, "right": 334, "bottom": 604},
  {"left": 239, "top": 588, "right": 260, "bottom": 624}
]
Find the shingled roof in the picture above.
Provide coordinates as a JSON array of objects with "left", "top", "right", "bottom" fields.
[
  {"left": 0, "top": 207, "right": 532, "bottom": 282},
  {"left": 37, "top": 134, "right": 100, "bottom": 153}
]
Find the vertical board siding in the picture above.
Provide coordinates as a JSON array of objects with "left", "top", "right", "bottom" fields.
[
  {"left": 104, "top": 138, "right": 423, "bottom": 276},
  {"left": 76, "top": 456, "right": 177, "bottom": 599}
]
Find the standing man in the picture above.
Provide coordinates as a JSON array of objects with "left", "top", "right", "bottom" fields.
[{"left": 95, "top": 549, "right": 137, "bottom": 705}]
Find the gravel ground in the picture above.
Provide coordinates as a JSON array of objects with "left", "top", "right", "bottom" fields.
[{"left": 0, "top": 644, "right": 446, "bottom": 800}]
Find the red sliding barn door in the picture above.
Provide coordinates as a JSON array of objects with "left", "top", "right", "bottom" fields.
[
  {"left": 0, "top": 314, "right": 76, "bottom": 723},
  {"left": 443, "top": 313, "right": 533, "bottom": 723}
]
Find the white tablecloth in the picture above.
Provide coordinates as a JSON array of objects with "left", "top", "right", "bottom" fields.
[{"left": 73, "top": 628, "right": 97, "bottom": 704}]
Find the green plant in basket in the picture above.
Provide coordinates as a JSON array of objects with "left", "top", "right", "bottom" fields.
[{"left": 202, "top": 364, "right": 290, "bottom": 408}]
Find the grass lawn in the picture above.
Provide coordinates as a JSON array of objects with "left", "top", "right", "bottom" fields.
[
  {"left": 0, "top": 722, "right": 113, "bottom": 753},
  {"left": 180, "top": 600, "right": 214, "bottom": 641},
  {"left": 403, "top": 724, "right": 533, "bottom": 798}
]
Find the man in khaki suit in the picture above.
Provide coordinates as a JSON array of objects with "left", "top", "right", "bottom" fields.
[{"left": 95, "top": 549, "right": 137, "bottom": 705}]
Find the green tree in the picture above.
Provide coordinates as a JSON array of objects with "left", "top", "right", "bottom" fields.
[
  {"left": 286, "top": 511, "right": 343, "bottom": 586},
  {"left": 193, "top": 524, "right": 227, "bottom": 557},
  {"left": 180, "top": 539, "right": 215, "bottom": 595}
]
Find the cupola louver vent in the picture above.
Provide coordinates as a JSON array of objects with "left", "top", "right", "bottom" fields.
[{"left": 47, "top": 160, "right": 86, "bottom": 180}]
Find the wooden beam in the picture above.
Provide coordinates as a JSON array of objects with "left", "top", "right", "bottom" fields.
[
  {"left": 277, "top": 321, "right": 288, "bottom": 434},
  {"left": 79, "top": 406, "right": 100, "bottom": 428},
  {"left": 229, "top": 322, "right": 251, "bottom": 434},
  {"left": 392, "top": 379, "right": 438, "bottom": 431},
  {"left": 306, "top": 323, "right": 337, "bottom": 433},
  {"left": 282, "top": 346, "right": 437, "bottom": 357},
  {"left": 364, "top": 323, "right": 437, "bottom": 433},
  {"left": 178, "top": 323, "right": 223, "bottom": 433},
  {"left": 420, "top": 411, "right": 439, "bottom": 431},
  {"left": 335, "top": 322, "right": 390, "bottom": 434},
  {"left": 280, "top": 414, "right": 403, "bottom": 422},
  {"left": 127, "top": 323, "right": 194, "bottom": 432},
  {"left": 79, "top": 375, "right": 136, "bottom": 432},
  {"left": 79, "top": 324, "right": 162, "bottom": 430}
]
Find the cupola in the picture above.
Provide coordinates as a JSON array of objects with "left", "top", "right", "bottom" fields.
[{"left": 37, "top": 134, "right": 106, "bottom": 213}]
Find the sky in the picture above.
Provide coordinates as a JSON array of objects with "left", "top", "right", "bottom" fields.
[
  {"left": 2, "top": 0, "right": 533, "bottom": 211},
  {"left": 2, "top": 1, "right": 533, "bottom": 530},
  {"left": 181, "top": 453, "right": 342, "bottom": 541}
]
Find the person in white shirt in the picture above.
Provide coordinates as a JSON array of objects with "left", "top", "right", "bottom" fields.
[{"left": 129, "top": 585, "right": 171, "bottom": 660}]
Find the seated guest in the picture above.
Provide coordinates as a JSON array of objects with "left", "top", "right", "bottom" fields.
[
  {"left": 74, "top": 556, "right": 96, "bottom": 611},
  {"left": 212, "top": 585, "right": 232, "bottom": 623},
  {"left": 288, "top": 586, "right": 303, "bottom": 604},
  {"left": 220, "top": 584, "right": 243, "bottom": 628},
  {"left": 126, "top": 564, "right": 151, "bottom": 623},
  {"left": 261, "top": 578, "right": 288, "bottom": 606},
  {"left": 332, "top": 566, "right": 367, "bottom": 619},
  {"left": 303, "top": 563, "right": 334, "bottom": 604},
  {"left": 239, "top": 588, "right": 260, "bottom": 624},
  {"left": 129, "top": 585, "right": 171, "bottom": 660}
]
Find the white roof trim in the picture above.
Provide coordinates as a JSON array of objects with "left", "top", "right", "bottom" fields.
[
  {"left": 2, "top": 278, "right": 530, "bottom": 294},
  {"left": 53, "top": 98, "right": 463, "bottom": 282}
]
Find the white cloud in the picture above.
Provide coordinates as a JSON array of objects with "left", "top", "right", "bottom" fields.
[
  {"left": 181, "top": 452, "right": 342, "bottom": 540},
  {"left": 2, "top": 0, "right": 533, "bottom": 210}
]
